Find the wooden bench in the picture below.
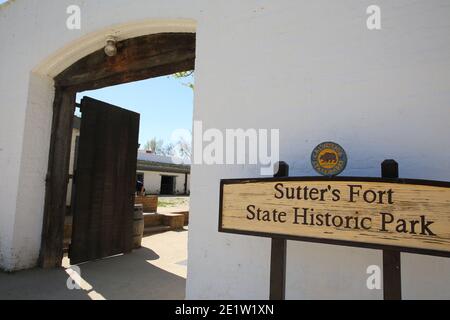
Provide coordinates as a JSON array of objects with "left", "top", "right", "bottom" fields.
[
  {"left": 161, "top": 213, "right": 185, "bottom": 229},
  {"left": 143, "top": 212, "right": 185, "bottom": 234}
]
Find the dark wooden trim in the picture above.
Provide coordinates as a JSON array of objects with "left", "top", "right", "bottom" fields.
[
  {"left": 383, "top": 250, "right": 401, "bottom": 299},
  {"left": 381, "top": 159, "right": 399, "bottom": 180},
  {"left": 270, "top": 238, "right": 287, "bottom": 300},
  {"left": 218, "top": 227, "right": 450, "bottom": 258},
  {"left": 219, "top": 225, "right": 450, "bottom": 258},
  {"left": 270, "top": 161, "right": 289, "bottom": 300},
  {"left": 55, "top": 33, "right": 195, "bottom": 92},
  {"left": 220, "top": 175, "right": 450, "bottom": 189},
  {"left": 39, "top": 88, "right": 76, "bottom": 268},
  {"left": 381, "top": 160, "right": 402, "bottom": 300},
  {"left": 63, "top": 58, "right": 195, "bottom": 92}
]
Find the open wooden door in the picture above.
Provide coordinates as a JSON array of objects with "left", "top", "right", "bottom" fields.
[{"left": 69, "top": 97, "right": 140, "bottom": 264}]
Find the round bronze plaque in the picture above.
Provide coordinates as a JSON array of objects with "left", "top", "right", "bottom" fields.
[{"left": 311, "top": 141, "right": 347, "bottom": 176}]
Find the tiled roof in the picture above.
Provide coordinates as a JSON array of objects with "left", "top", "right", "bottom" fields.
[
  {"left": 136, "top": 151, "right": 190, "bottom": 174},
  {"left": 137, "top": 151, "right": 190, "bottom": 165}
]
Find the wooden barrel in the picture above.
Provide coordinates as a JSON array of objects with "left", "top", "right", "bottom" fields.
[{"left": 133, "top": 204, "right": 144, "bottom": 249}]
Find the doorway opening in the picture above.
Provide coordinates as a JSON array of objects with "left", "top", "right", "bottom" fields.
[
  {"left": 160, "top": 175, "right": 176, "bottom": 195},
  {"left": 39, "top": 33, "right": 195, "bottom": 298}
]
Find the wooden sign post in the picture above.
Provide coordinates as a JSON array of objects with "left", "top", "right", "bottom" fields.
[
  {"left": 218, "top": 161, "right": 450, "bottom": 300},
  {"left": 381, "top": 160, "right": 401, "bottom": 300},
  {"left": 269, "top": 162, "right": 289, "bottom": 300}
]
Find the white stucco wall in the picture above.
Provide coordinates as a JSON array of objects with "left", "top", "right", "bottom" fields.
[
  {"left": 0, "top": 0, "right": 449, "bottom": 299},
  {"left": 141, "top": 171, "right": 161, "bottom": 194}
]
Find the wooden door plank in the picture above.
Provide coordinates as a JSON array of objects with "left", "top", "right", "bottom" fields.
[
  {"left": 69, "top": 97, "right": 139, "bottom": 264},
  {"left": 39, "top": 88, "right": 76, "bottom": 268}
]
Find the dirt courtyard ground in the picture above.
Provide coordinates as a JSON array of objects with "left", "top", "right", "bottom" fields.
[
  {"left": 157, "top": 195, "right": 189, "bottom": 213},
  {"left": 0, "top": 229, "right": 188, "bottom": 300}
]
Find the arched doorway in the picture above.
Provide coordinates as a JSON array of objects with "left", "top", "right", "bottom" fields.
[{"left": 39, "top": 32, "right": 196, "bottom": 268}]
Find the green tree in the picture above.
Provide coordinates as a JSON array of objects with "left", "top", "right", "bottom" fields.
[{"left": 171, "top": 70, "right": 194, "bottom": 90}]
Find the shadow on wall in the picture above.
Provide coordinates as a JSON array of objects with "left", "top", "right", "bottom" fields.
[{"left": 0, "top": 247, "right": 185, "bottom": 300}]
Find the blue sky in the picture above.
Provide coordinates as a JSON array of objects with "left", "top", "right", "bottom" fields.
[{"left": 76, "top": 75, "right": 194, "bottom": 148}]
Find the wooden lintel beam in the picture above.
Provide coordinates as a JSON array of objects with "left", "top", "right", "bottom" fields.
[
  {"left": 60, "top": 58, "right": 195, "bottom": 92},
  {"left": 55, "top": 33, "right": 196, "bottom": 89}
]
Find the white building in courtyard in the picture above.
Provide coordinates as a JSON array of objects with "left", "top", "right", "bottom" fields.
[
  {"left": 67, "top": 117, "right": 190, "bottom": 202},
  {"left": 136, "top": 151, "right": 190, "bottom": 195}
]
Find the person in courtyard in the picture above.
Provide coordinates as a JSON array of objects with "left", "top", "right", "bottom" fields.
[{"left": 136, "top": 179, "right": 144, "bottom": 196}]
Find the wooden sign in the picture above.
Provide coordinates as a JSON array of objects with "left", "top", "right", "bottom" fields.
[{"left": 219, "top": 177, "right": 450, "bottom": 256}]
